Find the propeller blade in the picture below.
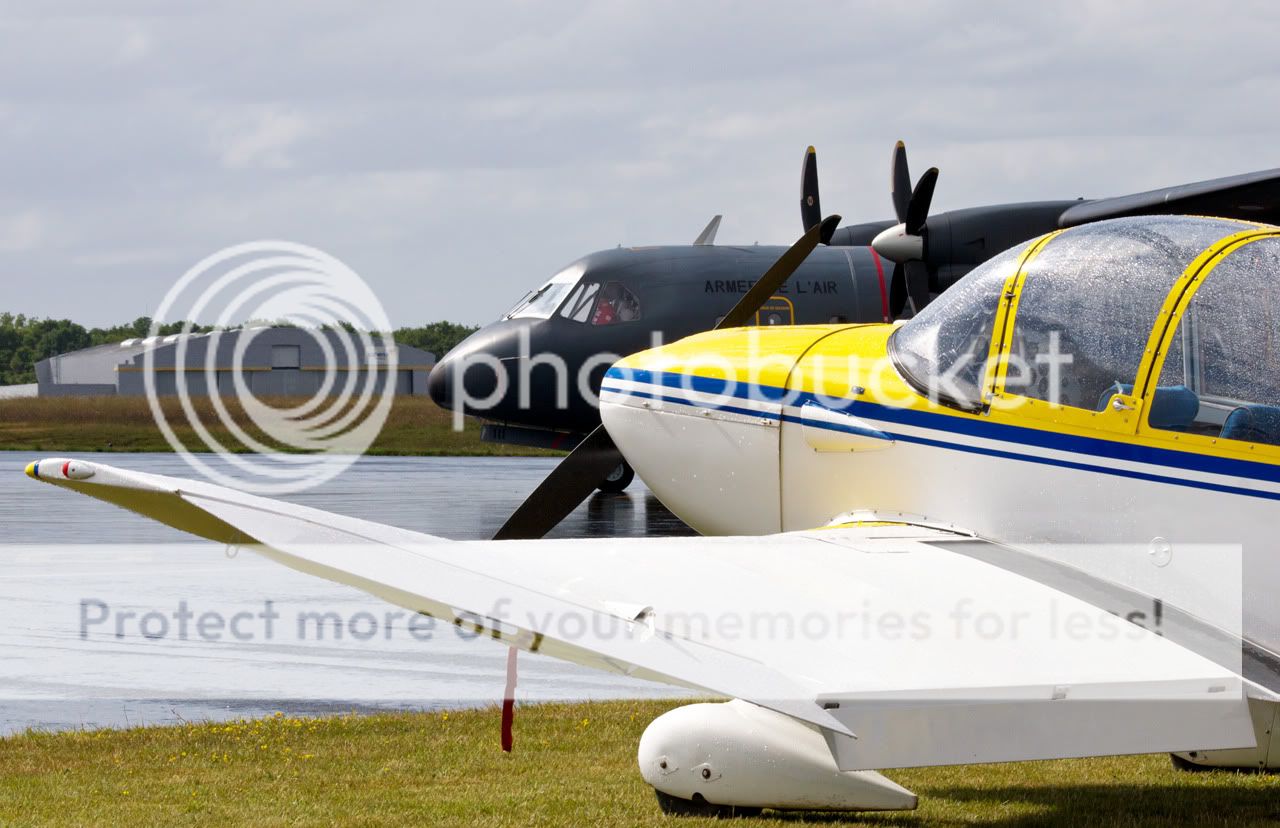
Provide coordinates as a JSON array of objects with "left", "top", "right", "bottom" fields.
[
  {"left": 891, "top": 140, "right": 912, "bottom": 224},
  {"left": 492, "top": 424, "right": 623, "bottom": 541},
  {"left": 800, "top": 146, "right": 822, "bottom": 232},
  {"left": 717, "top": 214, "right": 840, "bottom": 329},
  {"left": 492, "top": 214, "right": 842, "bottom": 540},
  {"left": 904, "top": 259, "right": 931, "bottom": 314},
  {"left": 905, "top": 167, "right": 938, "bottom": 235},
  {"left": 889, "top": 262, "right": 907, "bottom": 318}
]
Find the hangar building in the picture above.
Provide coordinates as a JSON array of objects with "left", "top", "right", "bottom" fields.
[{"left": 29, "top": 327, "right": 435, "bottom": 398}]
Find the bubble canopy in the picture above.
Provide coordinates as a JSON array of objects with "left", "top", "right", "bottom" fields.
[{"left": 889, "top": 216, "right": 1257, "bottom": 410}]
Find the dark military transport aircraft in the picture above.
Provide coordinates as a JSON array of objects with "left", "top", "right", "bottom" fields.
[{"left": 429, "top": 142, "right": 1280, "bottom": 492}]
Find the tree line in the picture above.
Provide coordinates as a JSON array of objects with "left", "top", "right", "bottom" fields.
[{"left": 0, "top": 313, "right": 478, "bottom": 385}]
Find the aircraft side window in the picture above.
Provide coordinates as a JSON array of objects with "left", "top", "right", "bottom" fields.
[
  {"left": 559, "top": 283, "right": 600, "bottom": 323},
  {"left": 1007, "top": 217, "right": 1244, "bottom": 411},
  {"left": 558, "top": 285, "right": 584, "bottom": 317},
  {"left": 591, "top": 282, "right": 642, "bottom": 326},
  {"left": 1154, "top": 237, "right": 1280, "bottom": 446}
]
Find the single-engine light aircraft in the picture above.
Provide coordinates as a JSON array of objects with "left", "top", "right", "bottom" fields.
[
  {"left": 25, "top": 215, "right": 1280, "bottom": 816},
  {"left": 431, "top": 144, "right": 1280, "bottom": 495}
]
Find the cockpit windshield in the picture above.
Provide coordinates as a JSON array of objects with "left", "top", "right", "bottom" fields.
[
  {"left": 504, "top": 265, "right": 584, "bottom": 320},
  {"left": 890, "top": 216, "right": 1254, "bottom": 411},
  {"left": 999, "top": 216, "right": 1249, "bottom": 410},
  {"left": 889, "top": 241, "right": 1032, "bottom": 409}
]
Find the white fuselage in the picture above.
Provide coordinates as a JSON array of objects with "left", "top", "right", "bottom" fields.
[{"left": 600, "top": 368, "right": 1280, "bottom": 696}]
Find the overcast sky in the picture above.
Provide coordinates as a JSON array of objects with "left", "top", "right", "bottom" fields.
[{"left": 3, "top": 1, "right": 1279, "bottom": 327}]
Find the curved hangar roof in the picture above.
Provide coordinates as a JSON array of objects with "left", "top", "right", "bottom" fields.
[{"left": 891, "top": 215, "right": 1280, "bottom": 431}]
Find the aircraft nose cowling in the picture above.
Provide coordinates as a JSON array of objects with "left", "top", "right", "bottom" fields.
[
  {"left": 425, "top": 320, "right": 540, "bottom": 421},
  {"left": 426, "top": 355, "right": 452, "bottom": 408},
  {"left": 427, "top": 350, "right": 502, "bottom": 414},
  {"left": 599, "top": 327, "right": 833, "bottom": 536}
]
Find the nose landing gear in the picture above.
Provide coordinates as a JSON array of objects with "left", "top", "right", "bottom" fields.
[
  {"left": 597, "top": 460, "right": 634, "bottom": 493},
  {"left": 654, "top": 790, "right": 761, "bottom": 818}
]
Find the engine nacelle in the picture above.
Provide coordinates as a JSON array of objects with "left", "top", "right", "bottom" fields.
[{"left": 637, "top": 700, "right": 917, "bottom": 812}]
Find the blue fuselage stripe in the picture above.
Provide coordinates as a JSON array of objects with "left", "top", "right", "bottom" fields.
[
  {"left": 602, "top": 367, "right": 1280, "bottom": 499},
  {"left": 609, "top": 387, "right": 777, "bottom": 423}
]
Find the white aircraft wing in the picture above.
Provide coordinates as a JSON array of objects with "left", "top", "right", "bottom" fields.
[{"left": 26, "top": 458, "right": 1255, "bottom": 770}]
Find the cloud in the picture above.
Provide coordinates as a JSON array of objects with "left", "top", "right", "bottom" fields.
[
  {"left": 0, "top": 1, "right": 1278, "bottom": 326},
  {"left": 0, "top": 210, "right": 46, "bottom": 252},
  {"left": 209, "top": 108, "right": 311, "bottom": 170}
]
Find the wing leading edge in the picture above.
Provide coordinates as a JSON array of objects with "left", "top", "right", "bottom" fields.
[
  {"left": 1061, "top": 167, "right": 1280, "bottom": 227},
  {"left": 26, "top": 458, "right": 1256, "bottom": 769}
]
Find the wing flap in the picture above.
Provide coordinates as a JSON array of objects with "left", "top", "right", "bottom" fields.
[{"left": 824, "top": 691, "right": 1252, "bottom": 770}]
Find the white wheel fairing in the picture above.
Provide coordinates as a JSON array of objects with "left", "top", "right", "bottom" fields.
[{"left": 639, "top": 701, "right": 917, "bottom": 812}]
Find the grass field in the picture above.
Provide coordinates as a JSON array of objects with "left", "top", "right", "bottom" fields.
[
  {"left": 2, "top": 700, "right": 1279, "bottom": 826},
  {"left": 0, "top": 395, "right": 560, "bottom": 456}
]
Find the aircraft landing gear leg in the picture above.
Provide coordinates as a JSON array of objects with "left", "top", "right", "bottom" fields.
[
  {"left": 654, "top": 790, "right": 762, "bottom": 818},
  {"left": 596, "top": 460, "right": 634, "bottom": 493},
  {"left": 1170, "top": 753, "right": 1218, "bottom": 772}
]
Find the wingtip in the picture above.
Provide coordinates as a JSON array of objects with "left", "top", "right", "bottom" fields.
[{"left": 25, "top": 457, "right": 96, "bottom": 481}]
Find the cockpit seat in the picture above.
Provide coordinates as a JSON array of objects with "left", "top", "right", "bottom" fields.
[
  {"left": 1220, "top": 405, "right": 1280, "bottom": 446},
  {"left": 1096, "top": 383, "right": 1199, "bottom": 430}
]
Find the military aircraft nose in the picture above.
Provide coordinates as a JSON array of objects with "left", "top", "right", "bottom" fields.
[
  {"left": 424, "top": 320, "right": 537, "bottom": 422},
  {"left": 427, "top": 355, "right": 451, "bottom": 408},
  {"left": 426, "top": 347, "right": 503, "bottom": 416}
]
